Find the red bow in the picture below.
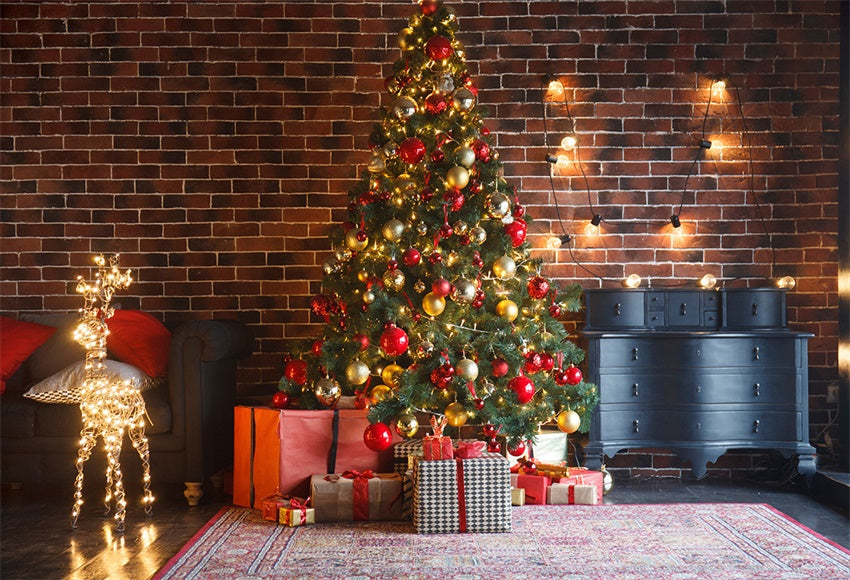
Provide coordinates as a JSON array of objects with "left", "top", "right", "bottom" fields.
[
  {"left": 289, "top": 496, "right": 311, "bottom": 525},
  {"left": 454, "top": 441, "right": 485, "bottom": 459},
  {"left": 341, "top": 469, "right": 374, "bottom": 480}
]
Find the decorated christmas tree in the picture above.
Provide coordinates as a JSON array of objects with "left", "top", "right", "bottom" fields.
[{"left": 277, "top": 0, "right": 598, "bottom": 455}]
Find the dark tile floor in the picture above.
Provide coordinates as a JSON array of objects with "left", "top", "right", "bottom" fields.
[{"left": 1, "top": 477, "right": 847, "bottom": 579}]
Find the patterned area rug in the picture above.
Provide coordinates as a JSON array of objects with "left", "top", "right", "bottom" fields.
[{"left": 154, "top": 503, "right": 850, "bottom": 579}]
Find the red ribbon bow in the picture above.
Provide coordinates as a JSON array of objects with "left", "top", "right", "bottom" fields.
[
  {"left": 289, "top": 496, "right": 311, "bottom": 525},
  {"left": 454, "top": 440, "right": 485, "bottom": 459},
  {"left": 341, "top": 469, "right": 374, "bottom": 480}
]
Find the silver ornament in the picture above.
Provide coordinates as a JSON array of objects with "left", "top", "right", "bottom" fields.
[
  {"left": 345, "top": 360, "right": 371, "bottom": 385},
  {"left": 469, "top": 226, "right": 487, "bottom": 244},
  {"left": 314, "top": 377, "right": 341, "bottom": 407},
  {"left": 452, "top": 87, "right": 475, "bottom": 112},
  {"left": 392, "top": 96, "right": 417, "bottom": 119},
  {"left": 334, "top": 247, "right": 353, "bottom": 262},
  {"left": 453, "top": 220, "right": 469, "bottom": 236},
  {"left": 451, "top": 278, "right": 477, "bottom": 304},
  {"left": 416, "top": 221, "right": 429, "bottom": 236},
  {"left": 488, "top": 193, "right": 511, "bottom": 219},
  {"left": 322, "top": 257, "right": 339, "bottom": 276},
  {"left": 382, "top": 219, "right": 405, "bottom": 243},
  {"left": 368, "top": 154, "right": 386, "bottom": 173},
  {"left": 435, "top": 72, "right": 455, "bottom": 94},
  {"left": 455, "top": 146, "right": 476, "bottom": 168},
  {"left": 362, "top": 289, "right": 376, "bottom": 304}
]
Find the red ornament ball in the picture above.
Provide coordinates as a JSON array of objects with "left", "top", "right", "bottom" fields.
[
  {"left": 387, "top": 259, "right": 399, "bottom": 271},
  {"left": 425, "top": 92, "right": 448, "bottom": 115},
  {"left": 507, "top": 440, "right": 526, "bottom": 457},
  {"left": 430, "top": 149, "right": 445, "bottom": 163},
  {"left": 284, "top": 359, "right": 308, "bottom": 386},
  {"left": 353, "top": 333, "right": 370, "bottom": 351},
  {"left": 432, "top": 278, "right": 452, "bottom": 297},
  {"left": 356, "top": 229, "right": 368, "bottom": 242},
  {"left": 566, "top": 365, "right": 583, "bottom": 385},
  {"left": 509, "top": 375, "right": 535, "bottom": 404},
  {"left": 444, "top": 189, "right": 465, "bottom": 212},
  {"left": 420, "top": 0, "right": 439, "bottom": 16},
  {"left": 420, "top": 185, "right": 435, "bottom": 202},
  {"left": 467, "top": 179, "right": 483, "bottom": 195},
  {"left": 539, "top": 352, "right": 555, "bottom": 372},
  {"left": 523, "top": 352, "right": 542, "bottom": 374},
  {"left": 439, "top": 222, "right": 453, "bottom": 238},
  {"left": 472, "top": 139, "right": 490, "bottom": 162},
  {"left": 473, "top": 397, "right": 485, "bottom": 410},
  {"left": 425, "top": 35, "right": 453, "bottom": 61},
  {"left": 491, "top": 358, "right": 509, "bottom": 377},
  {"left": 554, "top": 368, "right": 569, "bottom": 385},
  {"left": 380, "top": 325, "right": 409, "bottom": 357},
  {"left": 311, "top": 339, "right": 324, "bottom": 357},
  {"left": 429, "top": 252, "right": 443, "bottom": 264},
  {"left": 482, "top": 423, "right": 499, "bottom": 438},
  {"left": 363, "top": 422, "right": 393, "bottom": 452},
  {"left": 513, "top": 203, "right": 526, "bottom": 218},
  {"left": 504, "top": 219, "right": 528, "bottom": 247},
  {"left": 271, "top": 390, "right": 290, "bottom": 409},
  {"left": 402, "top": 247, "right": 421, "bottom": 266},
  {"left": 527, "top": 276, "right": 550, "bottom": 300},
  {"left": 549, "top": 304, "right": 562, "bottom": 318},
  {"left": 398, "top": 137, "right": 426, "bottom": 164},
  {"left": 487, "top": 438, "right": 500, "bottom": 453}
]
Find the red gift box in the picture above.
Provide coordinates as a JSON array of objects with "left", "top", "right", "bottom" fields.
[
  {"left": 512, "top": 473, "right": 550, "bottom": 505},
  {"left": 233, "top": 406, "right": 396, "bottom": 509},
  {"left": 422, "top": 436, "right": 453, "bottom": 460},
  {"left": 553, "top": 467, "right": 604, "bottom": 504}
]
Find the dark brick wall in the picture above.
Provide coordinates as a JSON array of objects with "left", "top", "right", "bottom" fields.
[{"left": 0, "top": 0, "right": 841, "bottom": 477}]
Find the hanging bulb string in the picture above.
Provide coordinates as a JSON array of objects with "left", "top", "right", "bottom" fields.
[
  {"left": 558, "top": 80, "right": 597, "bottom": 221},
  {"left": 674, "top": 74, "right": 714, "bottom": 219},
  {"left": 734, "top": 84, "right": 777, "bottom": 273},
  {"left": 540, "top": 84, "right": 574, "bottom": 236}
]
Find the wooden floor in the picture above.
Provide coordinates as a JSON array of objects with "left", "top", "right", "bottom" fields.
[{"left": 1, "top": 476, "right": 847, "bottom": 579}]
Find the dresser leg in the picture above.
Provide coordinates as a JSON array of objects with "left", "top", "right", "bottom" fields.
[
  {"left": 796, "top": 454, "right": 817, "bottom": 488},
  {"left": 584, "top": 451, "right": 603, "bottom": 471}
]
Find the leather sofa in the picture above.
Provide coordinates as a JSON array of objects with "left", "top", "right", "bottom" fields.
[{"left": 1, "top": 312, "right": 254, "bottom": 504}]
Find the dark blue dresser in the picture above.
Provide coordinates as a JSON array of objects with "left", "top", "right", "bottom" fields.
[{"left": 583, "top": 288, "right": 816, "bottom": 482}]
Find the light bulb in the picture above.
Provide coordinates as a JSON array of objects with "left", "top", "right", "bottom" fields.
[
  {"left": 699, "top": 274, "right": 717, "bottom": 289},
  {"left": 623, "top": 274, "right": 642, "bottom": 288},
  {"left": 556, "top": 154, "right": 570, "bottom": 168},
  {"left": 584, "top": 222, "right": 599, "bottom": 236},
  {"left": 560, "top": 134, "right": 577, "bottom": 150},
  {"left": 547, "top": 236, "right": 562, "bottom": 249},
  {"left": 775, "top": 275, "right": 796, "bottom": 290}
]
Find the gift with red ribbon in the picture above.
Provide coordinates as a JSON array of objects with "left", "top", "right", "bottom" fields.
[
  {"left": 511, "top": 473, "right": 550, "bottom": 505},
  {"left": 261, "top": 489, "right": 296, "bottom": 522},
  {"left": 278, "top": 496, "right": 316, "bottom": 526},
  {"left": 547, "top": 483, "right": 598, "bottom": 505},
  {"left": 453, "top": 440, "right": 485, "bottom": 459},
  {"left": 413, "top": 452, "right": 511, "bottom": 534},
  {"left": 310, "top": 471, "right": 403, "bottom": 522},
  {"left": 422, "top": 416, "right": 453, "bottom": 460},
  {"left": 551, "top": 467, "right": 604, "bottom": 503}
]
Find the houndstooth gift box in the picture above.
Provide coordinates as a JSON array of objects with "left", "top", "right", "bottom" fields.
[{"left": 413, "top": 453, "right": 511, "bottom": 534}]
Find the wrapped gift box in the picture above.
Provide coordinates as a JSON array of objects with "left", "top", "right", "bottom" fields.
[
  {"left": 402, "top": 469, "right": 414, "bottom": 520},
  {"left": 413, "top": 453, "right": 511, "bottom": 534},
  {"left": 547, "top": 483, "right": 598, "bottom": 505},
  {"left": 511, "top": 473, "right": 550, "bottom": 505},
  {"left": 554, "top": 467, "right": 604, "bottom": 504},
  {"left": 422, "top": 435, "right": 453, "bottom": 460},
  {"left": 310, "top": 472, "right": 403, "bottom": 522},
  {"left": 511, "top": 487, "right": 526, "bottom": 506},
  {"left": 262, "top": 493, "right": 299, "bottom": 522},
  {"left": 233, "top": 406, "right": 396, "bottom": 508},
  {"left": 392, "top": 438, "right": 479, "bottom": 474},
  {"left": 278, "top": 501, "right": 316, "bottom": 526}
]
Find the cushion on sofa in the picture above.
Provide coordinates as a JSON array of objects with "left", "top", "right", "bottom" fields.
[
  {"left": 106, "top": 310, "right": 172, "bottom": 377},
  {"left": 24, "top": 359, "right": 162, "bottom": 404},
  {"left": 20, "top": 313, "right": 86, "bottom": 383},
  {"left": 0, "top": 316, "right": 58, "bottom": 395}
]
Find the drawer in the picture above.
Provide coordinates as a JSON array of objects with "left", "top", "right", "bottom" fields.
[
  {"left": 666, "top": 292, "right": 702, "bottom": 327},
  {"left": 594, "top": 337, "right": 800, "bottom": 369},
  {"left": 702, "top": 291, "right": 720, "bottom": 310},
  {"left": 703, "top": 310, "right": 720, "bottom": 328},
  {"left": 721, "top": 289, "right": 787, "bottom": 329},
  {"left": 596, "top": 410, "right": 666, "bottom": 441},
  {"left": 585, "top": 291, "right": 644, "bottom": 328},
  {"left": 598, "top": 372, "right": 801, "bottom": 406},
  {"left": 676, "top": 410, "right": 802, "bottom": 442}
]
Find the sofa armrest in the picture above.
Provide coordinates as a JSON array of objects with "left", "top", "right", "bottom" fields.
[{"left": 167, "top": 319, "right": 255, "bottom": 483}]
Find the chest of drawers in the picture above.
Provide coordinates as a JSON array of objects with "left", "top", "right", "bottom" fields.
[{"left": 582, "top": 288, "right": 816, "bottom": 481}]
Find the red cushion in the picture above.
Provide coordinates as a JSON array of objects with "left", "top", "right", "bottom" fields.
[
  {"left": 106, "top": 310, "right": 171, "bottom": 377},
  {"left": 0, "top": 316, "right": 58, "bottom": 395}
]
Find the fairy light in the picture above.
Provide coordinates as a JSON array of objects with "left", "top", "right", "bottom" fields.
[{"left": 71, "top": 254, "right": 154, "bottom": 533}]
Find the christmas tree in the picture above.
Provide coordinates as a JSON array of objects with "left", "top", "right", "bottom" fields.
[{"left": 277, "top": 0, "right": 598, "bottom": 455}]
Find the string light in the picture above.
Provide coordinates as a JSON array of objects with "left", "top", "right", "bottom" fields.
[{"left": 71, "top": 254, "right": 153, "bottom": 533}]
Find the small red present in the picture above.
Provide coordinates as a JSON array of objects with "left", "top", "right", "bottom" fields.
[
  {"left": 553, "top": 467, "right": 604, "bottom": 504},
  {"left": 278, "top": 497, "right": 316, "bottom": 526},
  {"left": 422, "top": 416, "right": 453, "bottom": 460},
  {"left": 512, "top": 473, "right": 550, "bottom": 505},
  {"left": 261, "top": 490, "right": 296, "bottom": 522}
]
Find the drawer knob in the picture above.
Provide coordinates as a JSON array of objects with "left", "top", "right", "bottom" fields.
[
  {"left": 696, "top": 422, "right": 701, "bottom": 430},
  {"left": 753, "top": 346, "right": 760, "bottom": 361},
  {"left": 753, "top": 383, "right": 760, "bottom": 397},
  {"left": 633, "top": 419, "right": 640, "bottom": 433},
  {"left": 753, "top": 419, "right": 760, "bottom": 433},
  {"left": 632, "top": 347, "right": 639, "bottom": 361},
  {"left": 752, "top": 302, "right": 759, "bottom": 317},
  {"left": 696, "top": 385, "right": 702, "bottom": 393},
  {"left": 680, "top": 303, "right": 687, "bottom": 316},
  {"left": 614, "top": 303, "right": 621, "bottom": 316},
  {"left": 632, "top": 383, "right": 639, "bottom": 397}
]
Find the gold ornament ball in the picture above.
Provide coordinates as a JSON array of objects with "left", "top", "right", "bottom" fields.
[
  {"left": 381, "top": 363, "right": 405, "bottom": 388},
  {"left": 362, "top": 289, "right": 376, "bottom": 304},
  {"left": 357, "top": 269, "right": 370, "bottom": 283},
  {"left": 382, "top": 269, "right": 405, "bottom": 291},
  {"left": 345, "top": 360, "right": 371, "bottom": 385},
  {"left": 422, "top": 292, "right": 447, "bottom": 316},
  {"left": 455, "top": 358, "right": 479, "bottom": 381},
  {"left": 492, "top": 255, "right": 516, "bottom": 280},
  {"left": 434, "top": 387, "right": 454, "bottom": 405},
  {"left": 395, "top": 413, "right": 419, "bottom": 439},
  {"left": 314, "top": 377, "right": 341, "bottom": 407},
  {"left": 398, "top": 27, "right": 415, "bottom": 50},
  {"left": 322, "top": 257, "right": 339, "bottom": 276},
  {"left": 345, "top": 229, "right": 368, "bottom": 251},
  {"left": 334, "top": 247, "right": 352, "bottom": 263},
  {"left": 382, "top": 219, "right": 405, "bottom": 243},
  {"left": 455, "top": 146, "right": 476, "bottom": 168},
  {"left": 557, "top": 409, "right": 581, "bottom": 434},
  {"left": 369, "top": 384, "right": 392, "bottom": 405},
  {"left": 444, "top": 402, "right": 469, "bottom": 427},
  {"left": 488, "top": 193, "right": 511, "bottom": 218},
  {"left": 445, "top": 165, "right": 470, "bottom": 189},
  {"left": 453, "top": 220, "right": 469, "bottom": 235},
  {"left": 368, "top": 154, "right": 386, "bottom": 173},
  {"left": 469, "top": 226, "right": 487, "bottom": 244},
  {"left": 495, "top": 299, "right": 519, "bottom": 322}
]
